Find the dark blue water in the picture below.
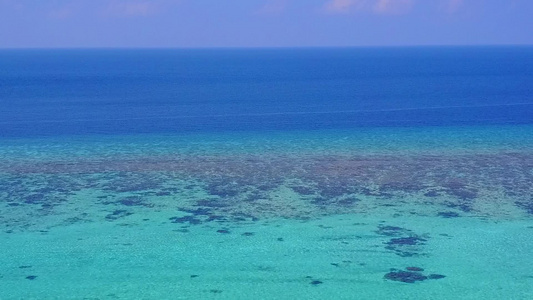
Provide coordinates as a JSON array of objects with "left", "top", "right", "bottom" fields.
[{"left": 1, "top": 47, "right": 532, "bottom": 137}]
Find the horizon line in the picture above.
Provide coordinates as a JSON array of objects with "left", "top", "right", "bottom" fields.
[{"left": 1, "top": 44, "right": 533, "bottom": 51}]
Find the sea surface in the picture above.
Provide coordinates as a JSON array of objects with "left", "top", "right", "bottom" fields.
[{"left": 0, "top": 47, "right": 532, "bottom": 299}]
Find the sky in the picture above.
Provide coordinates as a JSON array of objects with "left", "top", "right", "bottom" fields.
[{"left": 0, "top": 0, "right": 532, "bottom": 48}]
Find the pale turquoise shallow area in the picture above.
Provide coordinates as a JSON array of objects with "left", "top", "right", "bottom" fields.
[
  {"left": 0, "top": 125, "right": 532, "bottom": 299},
  {"left": 1, "top": 215, "right": 532, "bottom": 299}
]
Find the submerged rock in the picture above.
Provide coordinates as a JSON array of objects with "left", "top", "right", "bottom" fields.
[
  {"left": 387, "top": 236, "right": 427, "bottom": 246},
  {"left": 169, "top": 215, "right": 202, "bottom": 225},
  {"left": 428, "top": 274, "right": 446, "bottom": 280},
  {"left": 384, "top": 271, "right": 427, "bottom": 283}
]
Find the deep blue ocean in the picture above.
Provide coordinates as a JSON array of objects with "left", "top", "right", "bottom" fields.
[{"left": 1, "top": 46, "right": 532, "bottom": 137}]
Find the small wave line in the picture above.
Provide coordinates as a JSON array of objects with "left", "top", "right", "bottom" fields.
[{"left": 1, "top": 102, "right": 531, "bottom": 125}]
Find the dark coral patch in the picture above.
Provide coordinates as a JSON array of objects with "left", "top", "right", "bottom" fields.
[
  {"left": 207, "top": 215, "right": 226, "bottom": 222},
  {"left": 155, "top": 191, "right": 171, "bottom": 196},
  {"left": 384, "top": 235, "right": 428, "bottom": 257},
  {"left": 443, "top": 180, "right": 478, "bottom": 200},
  {"left": 217, "top": 229, "right": 231, "bottom": 234},
  {"left": 105, "top": 175, "right": 161, "bottom": 193},
  {"left": 25, "top": 275, "right": 38, "bottom": 280},
  {"left": 310, "top": 196, "right": 329, "bottom": 206},
  {"left": 384, "top": 271, "right": 427, "bottom": 283},
  {"left": 375, "top": 225, "right": 411, "bottom": 237},
  {"left": 337, "top": 197, "right": 360, "bottom": 206},
  {"left": 180, "top": 207, "right": 212, "bottom": 216},
  {"left": 40, "top": 203, "right": 54, "bottom": 209},
  {"left": 291, "top": 185, "right": 316, "bottom": 195},
  {"left": 424, "top": 190, "right": 441, "bottom": 197},
  {"left": 438, "top": 211, "right": 460, "bottom": 218},
  {"left": 310, "top": 280, "right": 323, "bottom": 285},
  {"left": 241, "top": 232, "right": 255, "bottom": 236},
  {"left": 206, "top": 183, "right": 240, "bottom": 198},
  {"left": 231, "top": 212, "right": 258, "bottom": 222},
  {"left": 387, "top": 236, "right": 427, "bottom": 246},
  {"left": 118, "top": 196, "right": 150, "bottom": 207},
  {"left": 105, "top": 210, "right": 133, "bottom": 221},
  {"left": 428, "top": 274, "right": 446, "bottom": 280},
  {"left": 195, "top": 199, "right": 228, "bottom": 208},
  {"left": 447, "top": 188, "right": 478, "bottom": 200},
  {"left": 169, "top": 216, "right": 202, "bottom": 225},
  {"left": 515, "top": 201, "right": 533, "bottom": 215},
  {"left": 444, "top": 201, "right": 472, "bottom": 213},
  {"left": 406, "top": 267, "right": 424, "bottom": 272},
  {"left": 24, "top": 193, "right": 45, "bottom": 204},
  {"left": 318, "top": 185, "right": 349, "bottom": 198}
]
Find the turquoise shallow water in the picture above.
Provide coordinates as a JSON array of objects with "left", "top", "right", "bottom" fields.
[
  {"left": 1, "top": 125, "right": 532, "bottom": 299},
  {"left": 2, "top": 125, "right": 532, "bottom": 161}
]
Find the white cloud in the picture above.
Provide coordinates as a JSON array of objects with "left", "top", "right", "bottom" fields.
[
  {"left": 325, "top": 0, "right": 369, "bottom": 13},
  {"left": 324, "top": 0, "right": 413, "bottom": 15},
  {"left": 444, "top": 0, "right": 463, "bottom": 13},
  {"left": 256, "top": 0, "right": 288, "bottom": 15},
  {"left": 373, "top": 0, "right": 414, "bottom": 15}
]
